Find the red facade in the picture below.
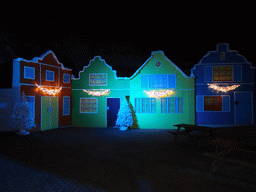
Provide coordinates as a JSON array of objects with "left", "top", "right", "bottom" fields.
[{"left": 14, "top": 51, "right": 72, "bottom": 131}]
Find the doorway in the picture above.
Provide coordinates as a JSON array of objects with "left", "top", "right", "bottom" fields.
[
  {"left": 235, "top": 92, "right": 253, "bottom": 125},
  {"left": 107, "top": 98, "right": 120, "bottom": 127},
  {"left": 41, "top": 96, "right": 58, "bottom": 131}
]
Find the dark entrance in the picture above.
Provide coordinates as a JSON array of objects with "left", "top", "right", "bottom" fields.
[{"left": 107, "top": 98, "right": 120, "bottom": 127}]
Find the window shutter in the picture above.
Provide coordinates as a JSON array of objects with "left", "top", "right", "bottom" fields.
[
  {"left": 233, "top": 65, "right": 242, "bottom": 82},
  {"left": 141, "top": 75, "right": 149, "bottom": 88},
  {"left": 175, "top": 98, "right": 179, "bottom": 113},
  {"left": 204, "top": 66, "right": 213, "bottom": 82},
  {"left": 196, "top": 96, "right": 204, "bottom": 112},
  {"left": 222, "top": 96, "right": 230, "bottom": 112},
  {"left": 149, "top": 75, "right": 157, "bottom": 88},
  {"left": 168, "top": 74, "right": 176, "bottom": 88}
]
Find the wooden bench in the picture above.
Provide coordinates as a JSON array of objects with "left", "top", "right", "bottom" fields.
[
  {"left": 204, "top": 138, "right": 256, "bottom": 171},
  {"left": 169, "top": 124, "right": 217, "bottom": 143}
]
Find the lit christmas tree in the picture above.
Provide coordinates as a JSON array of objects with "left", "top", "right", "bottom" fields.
[
  {"left": 10, "top": 92, "right": 36, "bottom": 135},
  {"left": 115, "top": 100, "right": 133, "bottom": 131}
]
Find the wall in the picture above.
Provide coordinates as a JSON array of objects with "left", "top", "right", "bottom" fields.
[
  {"left": 72, "top": 56, "right": 130, "bottom": 128},
  {"left": 129, "top": 51, "right": 195, "bottom": 129}
]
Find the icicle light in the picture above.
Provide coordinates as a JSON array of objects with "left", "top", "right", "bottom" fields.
[
  {"left": 144, "top": 90, "right": 173, "bottom": 98},
  {"left": 83, "top": 89, "right": 110, "bottom": 96},
  {"left": 36, "top": 84, "right": 62, "bottom": 95},
  {"left": 208, "top": 84, "right": 240, "bottom": 92}
]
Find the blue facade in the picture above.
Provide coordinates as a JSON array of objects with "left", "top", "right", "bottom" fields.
[{"left": 191, "top": 43, "right": 255, "bottom": 127}]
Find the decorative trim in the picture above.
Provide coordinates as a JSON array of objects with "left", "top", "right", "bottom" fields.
[
  {"left": 208, "top": 83, "right": 240, "bottom": 92},
  {"left": 36, "top": 84, "right": 62, "bottom": 95},
  {"left": 155, "top": 61, "right": 162, "bottom": 68},
  {"left": 83, "top": 89, "right": 110, "bottom": 97},
  {"left": 143, "top": 89, "right": 173, "bottom": 98}
]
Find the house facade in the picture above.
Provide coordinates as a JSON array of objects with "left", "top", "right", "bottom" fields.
[
  {"left": 191, "top": 43, "right": 255, "bottom": 127},
  {"left": 129, "top": 51, "right": 195, "bottom": 129},
  {"left": 12, "top": 51, "right": 72, "bottom": 131},
  {"left": 72, "top": 56, "right": 130, "bottom": 128}
]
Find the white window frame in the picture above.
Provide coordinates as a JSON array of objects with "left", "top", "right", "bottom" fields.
[
  {"left": 63, "top": 96, "right": 70, "bottom": 116},
  {"left": 24, "top": 66, "right": 35, "bottom": 79},
  {"left": 89, "top": 73, "right": 107, "bottom": 86},
  {"left": 135, "top": 98, "right": 156, "bottom": 113},
  {"left": 63, "top": 73, "right": 70, "bottom": 83},
  {"left": 161, "top": 97, "right": 183, "bottom": 113},
  {"left": 46, "top": 70, "right": 55, "bottom": 81},
  {"left": 80, "top": 98, "right": 98, "bottom": 113}
]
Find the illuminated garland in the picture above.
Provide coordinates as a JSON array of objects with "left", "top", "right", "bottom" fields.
[
  {"left": 144, "top": 90, "right": 173, "bottom": 98},
  {"left": 36, "top": 84, "right": 62, "bottom": 95},
  {"left": 208, "top": 84, "right": 240, "bottom": 92},
  {"left": 83, "top": 89, "right": 110, "bottom": 96}
]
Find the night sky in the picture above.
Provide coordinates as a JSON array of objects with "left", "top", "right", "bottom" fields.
[{"left": 0, "top": 5, "right": 254, "bottom": 88}]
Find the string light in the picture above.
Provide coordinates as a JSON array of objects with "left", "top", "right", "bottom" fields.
[
  {"left": 208, "top": 84, "right": 240, "bottom": 92},
  {"left": 83, "top": 89, "right": 110, "bottom": 96},
  {"left": 144, "top": 90, "right": 173, "bottom": 98},
  {"left": 36, "top": 84, "right": 62, "bottom": 95}
]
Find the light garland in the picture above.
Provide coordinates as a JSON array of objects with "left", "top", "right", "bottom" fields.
[
  {"left": 144, "top": 90, "right": 173, "bottom": 98},
  {"left": 83, "top": 89, "right": 110, "bottom": 96},
  {"left": 208, "top": 84, "right": 240, "bottom": 92},
  {"left": 36, "top": 84, "right": 62, "bottom": 95}
]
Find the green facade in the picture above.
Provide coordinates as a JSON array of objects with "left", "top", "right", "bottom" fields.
[
  {"left": 72, "top": 56, "right": 130, "bottom": 128},
  {"left": 72, "top": 52, "right": 195, "bottom": 129},
  {"left": 129, "top": 51, "right": 195, "bottom": 129}
]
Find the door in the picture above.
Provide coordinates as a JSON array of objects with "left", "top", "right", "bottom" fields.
[
  {"left": 235, "top": 92, "right": 253, "bottom": 125},
  {"left": 107, "top": 98, "right": 120, "bottom": 127},
  {"left": 41, "top": 96, "right": 58, "bottom": 131}
]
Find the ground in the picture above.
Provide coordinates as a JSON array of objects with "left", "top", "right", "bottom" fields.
[{"left": 0, "top": 127, "right": 255, "bottom": 191}]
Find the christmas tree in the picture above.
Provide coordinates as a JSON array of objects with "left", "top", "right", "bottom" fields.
[
  {"left": 10, "top": 92, "right": 36, "bottom": 135},
  {"left": 115, "top": 100, "right": 133, "bottom": 131}
]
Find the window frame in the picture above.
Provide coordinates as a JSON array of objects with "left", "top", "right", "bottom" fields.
[
  {"left": 63, "top": 73, "right": 70, "bottom": 83},
  {"left": 213, "top": 65, "right": 233, "bottom": 82},
  {"left": 46, "top": 70, "right": 55, "bottom": 82},
  {"left": 204, "top": 96, "right": 222, "bottom": 111},
  {"left": 89, "top": 73, "right": 107, "bottom": 86},
  {"left": 80, "top": 98, "right": 98, "bottom": 113},
  {"left": 161, "top": 97, "right": 183, "bottom": 113},
  {"left": 135, "top": 98, "right": 156, "bottom": 113},
  {"left": 24, "top": 66, "right": 35, "bottom": 79},
  {"left": 141, "top": 74, "right": 176, "bottom": 88}
]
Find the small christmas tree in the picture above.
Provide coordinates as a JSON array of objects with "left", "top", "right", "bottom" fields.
[
  {"left": 10, "top": 92, "right": 36, "bottom": 135},
  {"left": 115, "top": 100, "right": 133, "bottom": 131}
]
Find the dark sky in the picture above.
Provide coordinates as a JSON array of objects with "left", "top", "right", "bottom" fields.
[{"left": 0, "top": 5, "right": 254, "bottom": 88}]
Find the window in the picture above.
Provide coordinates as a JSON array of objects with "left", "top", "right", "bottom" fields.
[
  {"left": 221, "top": 52, "right": 225, "bottom": 60},
  {"left": 204, "top": 96, "right": 222, "bottom": 111},
  {"left": 196, "top": 95, "right": 230, "bottom": 112},
  {"left": 161, "top": 97, "right": 183, "bottom": 113},
  {"left": 25, "top": 96, "right": 35, "bottom": 119},
  {"left": 46, "top": 70, "right": 55, "bottom": 81},
  {"left": 141, "top": 74, "right": 176, "bottom": 88},
  {"left": 63, "top": 96, "right": 70, "bottom": 115},
  {"left": 135, "top": 98, "right": 156, "bottom": 113},
  {"left": 80, "top": 98, "right": 98, "bottom": 113},
  {"left": 155, "top": 61, "right": 162, "bottom": 68},
  {"left": 89, "top": 73, "right": 107, "bottom": 86},
  {"left": 213, "top": 66, "right": 233, "bottom": 81},
  {"left": 63, "top": 73, "right": 70, "bottom": 83},
  {"left": 24, "top": 66, "right": 35, "bottom": 79}
]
